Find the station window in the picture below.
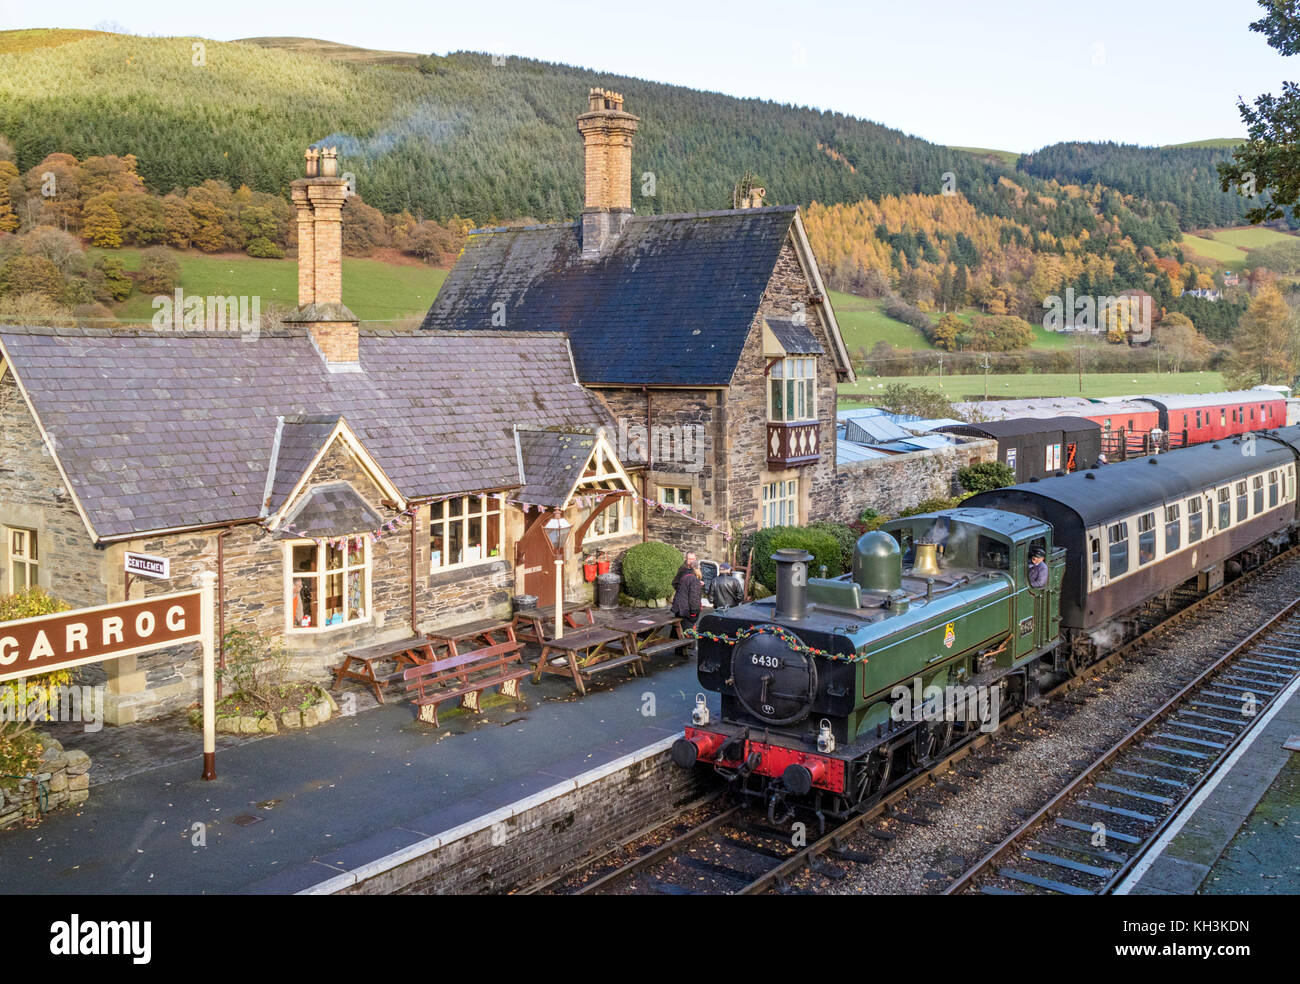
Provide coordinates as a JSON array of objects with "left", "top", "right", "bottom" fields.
[
  {"left": 1254, "top": 475, "right": 1265, "bottom": 514},
  {"left": 1218, "top": 487, "right": 1232, "bottom": 529},
  {"left": 431, "top": 494, "right": 502, "bottom": 571},
  {"left": 768, "top": 358, "right": 817, "bottom": 423},
  {"left": 6, "top": 527, "right": 37, "bottom": 591},
  {"left": 658, "top": 486, "right": 691, "bottom": 509},
  {"left": 1137, "top": 512, "right": 1156, "bottom": 565},
  {"left": 288, "top": 539, "right": 369, "bottom": 632},
  {"left": 590, "top": 494, "right": 638, "bottom": 539},
  {"left": 1187, "top": 497, "right": 1203, "bottom": 543},
  {"left": 1236, "top": 480, "right": 1248, "bottom": 523},
  {"left": 1108, "top": 522, "right": 1129, "bottom": 578},
  {"left": 1270, "top": 470, "right": 1279, "bottom": 508},
  {"left": 762, "top": 479, "right": 799, "bottom": 528},
  {"left": 1164, "top": 503, "right": 1180, "bottom": 554}
]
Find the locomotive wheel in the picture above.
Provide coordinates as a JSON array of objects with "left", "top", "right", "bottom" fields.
[{"left": 914, "top": 719, "right": 954, "bottom": 765}]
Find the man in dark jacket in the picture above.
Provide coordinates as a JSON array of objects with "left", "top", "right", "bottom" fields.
[
  {"left": 710, "top": 563, "right": 744, "bottom": 610},
  {"left": 671, "top": 552, "right": 703, "bottom": 640}
]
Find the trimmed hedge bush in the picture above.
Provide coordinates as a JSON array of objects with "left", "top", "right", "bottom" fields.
[
  {"left": 807, "top": 520, "right": 859, "bottom": 572},
  {"left": 748, "top": 526, "right": 844, "bottom": 591},
  {"left": 900, "top": 496, "right": 961, "bottom": 517},
  {"left": 621, "top": 541, "right": 685, "bottom": 601},
  {"left": 957, "top": 461, "right": 1016, "bottom": 494}
]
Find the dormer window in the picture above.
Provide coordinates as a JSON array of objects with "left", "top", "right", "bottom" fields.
[{"left": 769, "top": 357, "right": 817, "bottom": 423}]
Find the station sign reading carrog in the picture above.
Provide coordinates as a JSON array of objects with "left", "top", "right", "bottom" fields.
[{"left": 0, "top": 591, "right": 203, "bottom": 682}]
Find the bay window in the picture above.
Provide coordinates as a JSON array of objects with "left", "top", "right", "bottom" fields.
[
  {"left": 288, "top": 539, "right": 369, "bottom": 631},
  {"left": 769, "top": 358, "right": 817, "bottom": 423}
]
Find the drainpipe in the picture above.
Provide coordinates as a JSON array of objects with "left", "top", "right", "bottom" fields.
[{"left": 643, "top": 386, "right": 651, "bottom": 543}]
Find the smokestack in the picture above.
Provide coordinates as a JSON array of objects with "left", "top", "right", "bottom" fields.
[
  {"left": 576, "top": 88, "right": 639, "bottom": 258},
  {"left": 772, "top": 548, "right": 813, "bottom": 621}
]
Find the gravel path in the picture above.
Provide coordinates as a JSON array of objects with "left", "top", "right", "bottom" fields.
[{"left": 814, "top": 558, "right": 1300, "bottom": 895}]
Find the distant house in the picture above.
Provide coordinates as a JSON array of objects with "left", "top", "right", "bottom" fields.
[
  {"left": 422, "top": 89, "right": 856, "bottom": 560},
  {"left": 1181, "top": 288, "right": 1222, "bottom": 301},
  {"left": 1223, "top": 273, "right": 1240, "bottom": 287}
]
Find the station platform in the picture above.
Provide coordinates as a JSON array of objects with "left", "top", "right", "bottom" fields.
[
  {"left": 1118, "top": 673, "right": 1300, "bottom": 895},
  {"left": 0, "top": 615, "right": 717, "bottom": 895}
]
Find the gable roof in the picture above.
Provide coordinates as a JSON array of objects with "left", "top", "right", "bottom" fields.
[
  {"left": 264, "top": 414, "right": 342, "bottom": 514},
  {"left": 420, "top": 206, "right": 808, "bottom": 386},
  {"left": 764, "top": 316, "right": 824, "bottom": 356},
  {"left": 516, "top": 429, "right": 596, "bottom": 509},
  {"left": 276, "top": 482, "right": 385, "bottom": 540},
  {"left": 0, "top": 327, "right": 616, "bottom": 541}
]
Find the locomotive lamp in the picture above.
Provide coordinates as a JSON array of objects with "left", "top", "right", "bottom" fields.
[
  {"left": 544, "top": 513, "right": 572, "bottom": 639},
  {"left": 692, "top": 693, "right": 710, "bottom": 726},
  {"left": 817, "top": 718, "right": 836, "bottom": 754}
]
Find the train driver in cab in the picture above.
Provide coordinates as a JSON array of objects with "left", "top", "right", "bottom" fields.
[{"left": 1028, "top": 547, "right": 1049, "bottom": 588}]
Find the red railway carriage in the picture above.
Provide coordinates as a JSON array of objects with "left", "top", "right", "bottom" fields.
[{"left": 1134, "top": 391, "right": 1287, "bottom": 444}]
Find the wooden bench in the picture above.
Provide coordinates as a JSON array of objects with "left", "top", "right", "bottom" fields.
[
  {"left": 512, "top": 602, "right": 596, "bottom": 645},
  {"left": 331, "top": 636, "right": 436, "bottom": 704},
  {"left": 402, "top": 641, "right": 528, "bottom": 726}
]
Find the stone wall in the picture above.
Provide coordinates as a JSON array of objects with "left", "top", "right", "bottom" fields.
[
  {"left": 728, "top": 239, "right": 842, "bottom": 542},
  {"left": 337, "top": 743, "right": 705, "bottom": 895},
  {"left": 828, "top": 438, "right": 997, "bottom": 522},
  {"left": 0, "top": 735, "right": 90, "bottom": 831}
]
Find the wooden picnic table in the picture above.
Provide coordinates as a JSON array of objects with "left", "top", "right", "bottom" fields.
[
  {"left": 426, "top": 617, "right": 518, "bottom": 659},
  {"left": 512, "top": 602, "right": 595, "bottom": 645},
  {"left": 331, "top": 635, "right": 437, "bottom": 704},
  {"left": 604, "top": 613, "right": 693, "bottom": 666},
  {"left": 531, "top": 625, "right": 630, "bottom": 696}
]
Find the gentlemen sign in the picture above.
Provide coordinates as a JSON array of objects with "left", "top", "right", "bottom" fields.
[
  {"left": 0, "top": 591, "right": 203, "bottom": 682},
  {"left": 124, "top": 552, "right": 170, "bottom": 580}
]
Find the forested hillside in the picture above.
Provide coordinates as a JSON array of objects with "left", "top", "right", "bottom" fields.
[
  {"left": 0, "top": 29, "right": 1193, "bottom": 233},
  {"left": 1018, "top": 141, "right": 1280, "bottom": 230}
]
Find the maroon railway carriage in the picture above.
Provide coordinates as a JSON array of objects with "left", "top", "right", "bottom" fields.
[{"left": 1134, "top": 391, "right": 1287, "bottom": 444}]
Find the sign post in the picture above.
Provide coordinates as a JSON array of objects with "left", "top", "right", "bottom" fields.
[
  {"left": 199, "top": 572, "right": 216, "bottom": 781},
  {"left": 0, "top": 574, "right": 218, "bottom": 780}
]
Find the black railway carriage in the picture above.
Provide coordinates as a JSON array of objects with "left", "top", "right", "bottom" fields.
[
  {"left": 936, "top": 417, "right": 1101, "bottom": 483},
  {"left": 967, "top": 428, "right": 1300, "bottom": 632}
]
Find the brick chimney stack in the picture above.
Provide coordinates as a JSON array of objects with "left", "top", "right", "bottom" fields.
[
  {"left": 577, "top": 88, "right": 639, "bottom": 258},
  {"left": 287, "top": 146, "right": 360, "bottom": 370}
]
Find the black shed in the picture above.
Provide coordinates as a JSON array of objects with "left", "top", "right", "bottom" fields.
[{"left": 937, "top": 416, "right": 1101, "bottom": 483}]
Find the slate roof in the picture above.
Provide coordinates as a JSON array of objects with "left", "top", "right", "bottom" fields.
[
  {"left": 277, "top": 482, "right": 383, "bottom": 539},
  {"left": 515, "top": 429, "right": 597, "bottom": 508},
  {"left": 0, "top": 327, "right": 617, "bottom": 540},
  {"left": 765, "top": 317, "right": 824, "bottom": 355},
  {"left": 419, "top": 207, "right": 800, "bottom": 386},
  {"left": 265, "top": 414, "right": 341, "bottom": 513}
]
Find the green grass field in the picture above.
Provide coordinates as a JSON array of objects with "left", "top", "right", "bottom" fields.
[
  {"left": 1182, "top": 226, "right": 1297, "bottom": 270},
  {"left": 840, "top": 370, "right": 1228, "bottom": 402},
  {"left": 830, "top": 291, "right": 935, "bottom": 351},
  {"left": 951, "top": 146, "right": 1021, "bottom": 167},
  {"left": 95, "top": 247, "right": 447, "bottom": 325}
]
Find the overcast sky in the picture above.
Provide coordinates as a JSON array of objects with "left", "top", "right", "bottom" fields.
[{"left": 1, "top": 0, "right": 1292, "bottom": 150}]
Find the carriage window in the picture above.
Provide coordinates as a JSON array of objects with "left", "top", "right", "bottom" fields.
[
  {"left": 1254, "top": 475, "right": 1265, "bottom": 514},
  {"left": 977, "top": 536, "right": 1009, "bottom": 571},
  {"left": 1165, "top": 503, "right": 1180, "bottom": 553},
  {"left": 1091, "top": 536, "right": 1101, "bottom": 570},
  {"left": 1270, "top": 470, "right": 1279, "bottom": 508},
  {"left": 1236, "top": 480, "right": 1248, "bottom": 523},
  {"left": 1188, "top": 497, "right": 1203, "bottom": 543},
  {"left": 1137, "top": 512, "right": 1156, "bottom": 565},
  {"left": 1108, "top": 522, "right": 1129, "bottom": 578},
  {"left": 1221, "top": 409, "right": 1227, "bottom": 428},
  {"left": 1218, "top": 487, "right": 1232, "bottom": 528},
  {"left": 1196, "top": 411, "right": 1202, "bottom": 428}
]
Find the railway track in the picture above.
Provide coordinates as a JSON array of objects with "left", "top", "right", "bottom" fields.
[
  {"left": 943, "top": 594, "right": 1300, "bottom": 896},
  {"left": 535, "top": 547, "right": 1300, "bottom": 895}
]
